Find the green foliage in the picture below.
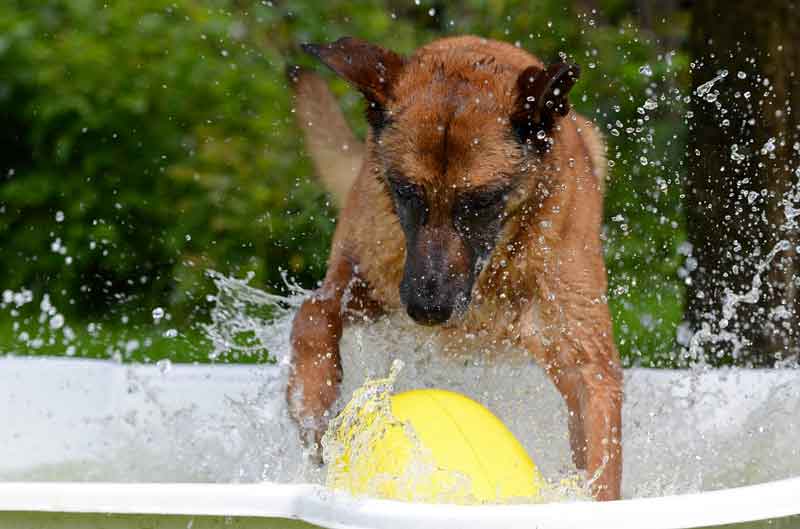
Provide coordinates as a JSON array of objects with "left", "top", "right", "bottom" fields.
[
  {"left": 0, "top": 314, "right": 219, "bottom": 364},
  {"left": 0, "top": 0, "right": 690, "bottom": 365},
  {"left": 0, "top": 0, "right": 335, "bottom": 324}
]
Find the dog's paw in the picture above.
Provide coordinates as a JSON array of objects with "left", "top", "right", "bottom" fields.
[{"left": 296, "top": 424, "right": 326, "bottom": 466}]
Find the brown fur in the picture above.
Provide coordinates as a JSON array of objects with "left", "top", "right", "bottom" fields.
[{"left": 288, "top": 36, "right": 622, "bottom": 500}]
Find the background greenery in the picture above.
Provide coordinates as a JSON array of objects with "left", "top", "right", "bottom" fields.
[{"left": 0, "top": 0, "right": 691, "bottom": 366}]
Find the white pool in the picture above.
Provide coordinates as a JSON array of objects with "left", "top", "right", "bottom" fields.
[{"left": 1, "top": 356, "right": 798, "bottom": 528}]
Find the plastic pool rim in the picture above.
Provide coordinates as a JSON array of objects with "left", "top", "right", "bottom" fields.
[{"left": 0, "top": 477, "right": 798, "bottom": 529}]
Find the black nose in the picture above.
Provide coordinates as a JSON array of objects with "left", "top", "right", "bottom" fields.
[{"left": 406, "top": 300, "right": 453, "bottom": 326}]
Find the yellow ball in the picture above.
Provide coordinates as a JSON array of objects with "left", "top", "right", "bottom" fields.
[{"left": 328, "top": 389, "right": 543, "bottom": 503}]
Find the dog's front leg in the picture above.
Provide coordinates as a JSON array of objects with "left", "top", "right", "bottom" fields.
[
  {"left": 286, "top": 257, "right": 356, "bottom": 457},
  {"left": 559, "top": 309, "right": 622, "bottom": 501},
  {"left": 522, "top": 277, "right": 623, "bottom": 500},
  {"left": 555, "top": 357, "right": 622, "bottom": 501}
]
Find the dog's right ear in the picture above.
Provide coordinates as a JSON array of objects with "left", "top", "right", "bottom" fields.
[
  {"left": 511, "top": 61, "right": 580, "bottom": 148},
  {"left": 302, "top": 37, "right": 405, "bottom": 129}
]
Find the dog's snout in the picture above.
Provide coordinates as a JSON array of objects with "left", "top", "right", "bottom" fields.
[
  {"left": 400, "top": 224, "right": 474, "bottom": 326},
  {"left": 406, "top": 298, "right": 453, "bottom": 326},
  {"left": 403, "top": 273, "right": 455, "bottom": 325}
]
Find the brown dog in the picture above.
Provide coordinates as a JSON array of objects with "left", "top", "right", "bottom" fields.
[{"left": 287, "top": 36, "right": 622, "bottom": 501}]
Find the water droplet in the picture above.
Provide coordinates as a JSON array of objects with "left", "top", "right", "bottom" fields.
[
  {"left": 696, "top": 71, "right": 728, "bottom": 98},
  {"left": 157, "top": 358, "right": 173, "bottom": 374},
  {"left": 152, "top": 307, "right": 165, "bottom": 322},
  {"left": 50, "top": 314, "right": 65, "bottom": 330},
  {"left": 51, "top": 238, "right": 66, "bottom": 254},
  {"left": 639, "top": 64, "right": 653, "bottom": 77},
  {"left": 55, "top": 211, "right": 65, "bottom": 222}
]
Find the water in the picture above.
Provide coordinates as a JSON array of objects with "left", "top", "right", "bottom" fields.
[{"left": 1, "top": 271, "right": 798, "bottom": 503}]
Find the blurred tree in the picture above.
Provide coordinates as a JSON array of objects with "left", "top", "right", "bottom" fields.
[
  {"left": 0, "top": 0, "right": 690, "bottom": 365},
  {"left": 0, "top": 1, "right": 336, "bottom": 323},
  {"left": 686, "top": 0, "right": 800, "bottom": 365}
]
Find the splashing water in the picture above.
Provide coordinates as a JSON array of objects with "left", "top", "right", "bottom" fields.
[
  {"left": 203, "top": 270, "right": 306, "bottom": 362},
  {"left": 694, "top": 69, "right": 728, "bottom": 101},
  {"left": 686, "top": 239, "right": 793, "bottom": 363},
  {"left": 1, "top": 269, "right": 799, "bottom": 502},
  {"left": 200, "top": 271, "right": 798, "bottom": 499},
  {"left": 677, "top": 161, "right": 800, "bottom": 367}
]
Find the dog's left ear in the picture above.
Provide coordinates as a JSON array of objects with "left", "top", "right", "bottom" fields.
[
  {"left": 511, "top": 61, "right": 580, "bottom": 147},
  {"left": 302, "top": 37, "right": 405, "bottom": 129}
]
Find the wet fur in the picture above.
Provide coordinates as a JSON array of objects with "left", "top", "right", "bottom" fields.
[{"left": 287, "top": 36, "right": 622, "bottom": 500}]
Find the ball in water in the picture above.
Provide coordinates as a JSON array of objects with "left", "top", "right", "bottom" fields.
[{"left": 328, "top": 389, "right": 543, "bottom": 503}]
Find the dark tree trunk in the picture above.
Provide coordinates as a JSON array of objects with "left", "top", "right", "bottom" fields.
[{"left": 686, "top": 0, "right": 800, "bottom": 365}]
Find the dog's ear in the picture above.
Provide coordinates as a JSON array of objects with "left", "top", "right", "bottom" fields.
[
  {"left": 511, "top": 61, "right": 580, "bottom": 147},
  {"left": 302, "top": 37, "right": 405, "bottom": 129}
]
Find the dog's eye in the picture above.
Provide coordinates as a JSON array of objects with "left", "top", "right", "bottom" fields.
[
  {"left": 392, "top": 182, "right": 423, "bottom": 203},
  {"left": 388, "top": 178, "right": 428, "bottom": 227}
]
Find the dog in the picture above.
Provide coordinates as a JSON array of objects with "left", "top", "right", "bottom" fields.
[{"left": 286, "top": 36, "right": 622, "bottom": 501}]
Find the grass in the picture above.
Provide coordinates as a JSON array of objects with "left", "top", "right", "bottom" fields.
[
  {"left": 610, "top": 276, "right": 685, "bottom": 368},
  {"left": 1, "top": 299, "right": 683, "bottom": 369},
  {"left": 0, "top": 315, "right": 266, "bottom": 365},
  {"left": 0, "top": 265, "right": 685, "bottom": 368}
]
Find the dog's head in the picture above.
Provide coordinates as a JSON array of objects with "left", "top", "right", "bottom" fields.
[{"left": 303, "top": 37, "right": 579, "bottom": 326}]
